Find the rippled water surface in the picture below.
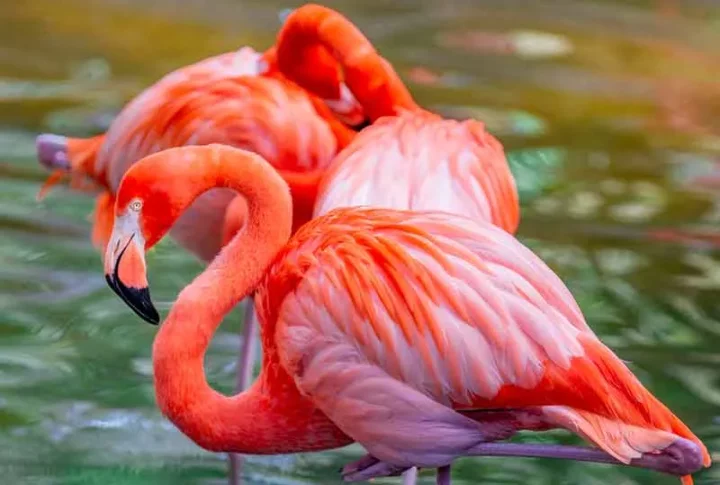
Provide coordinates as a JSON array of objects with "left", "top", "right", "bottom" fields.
[{"left": 1, "top": 0, "right": 719, "bottom": 483}]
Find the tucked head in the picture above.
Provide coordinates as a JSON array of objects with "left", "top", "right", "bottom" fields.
[{"left": 261, "top": 44, "right": 368, "bottom": 130}]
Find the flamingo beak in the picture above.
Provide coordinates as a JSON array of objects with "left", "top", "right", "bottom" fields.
[
  {"left": 104, "top": 224, "right": 159, "bottom": 325},
  {"left": 323, "top": 84, "right": 370, "bottom": 130}
]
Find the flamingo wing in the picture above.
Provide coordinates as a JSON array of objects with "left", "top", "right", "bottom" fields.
[
  {"left": 178, "top": 76, "right": 339, "bottom": 172},
  {"left": 104, "top": 76, "right": 338, "bottom": 188},
  {"left": 270, "top": 208, "right": 707, "bottom": 467},
  {"left": 100, "top": 48, "right": 264, "bottom": 187},
  {"left": 312, "top": 115, "right": 520, "bottom": 234}
]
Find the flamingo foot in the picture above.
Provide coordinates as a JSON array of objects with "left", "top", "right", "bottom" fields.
[
  {"left": 341, "top": 455, "right": 409, "bottom": 482},
  {"left": 36, "top": 134, "right": 70, "bottom": 170},
  {"left": 341, "top": 438, "right": 703, "bottom": 483},
  {"left": 402, "top": 466, "right": 418, "bottom": 485}
]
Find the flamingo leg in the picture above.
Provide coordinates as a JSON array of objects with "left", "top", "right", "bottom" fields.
[
  {"left": 307, "top": 351, "right": 702, "bottom": 483},
  {"left": 436, "top": 465, "right": 451, "bottom": 485},
  {"left": 235, "top": 301, "right": 259, "bottom": 391},
  {"left": 342, "top": 438, "right": 701, "bottom": 483},
  {"left": 227, "top": 301, "right": 259, "bottom": 485},
  {"left": 402, "top": 466, "right": 418, "bottom": 485},
  {"left": 463, "top": 438, "right": 703, "bottom": 477}
]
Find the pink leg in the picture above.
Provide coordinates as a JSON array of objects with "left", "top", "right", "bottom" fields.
[
  {"left": 235, "top": 301, "right": 258, "bottom": 391},
  {"left": 342, "top": 456, "right": 408, "bottom": 482},
  {"left": 402, "top": 467, "right": 418, "bottom": 485},
  {"left": 339, "top": 408, "right": 703, "bottom": 482},
  {"left": 294, "top": 343, "right": 703, "bottom": 483},
  {"left": 343, "top": 439, "right": 703, "bottom": 482},
  {"left": 436, "top": 465, "right": 451, "bottom": 485},
  {"left": 227, "top": 301, "right": 258, "bottom": 485},
  {"left": 463, "top": 438, "right": 704, "bottom": 477}
]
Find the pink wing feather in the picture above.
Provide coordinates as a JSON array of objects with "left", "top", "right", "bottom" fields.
[
  {"left": 101, "top": 48, "right": 337, "bottom": 189},
  {"left": 268, "top": 208, "right": 708, "bottom": 468},
  {"left": 312, "top": 113, "right": 519, "bottom": 234}
]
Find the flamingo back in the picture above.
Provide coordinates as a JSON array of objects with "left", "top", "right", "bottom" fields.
[
  {"left": 313, "top": 113, "right": 520, "bottom": 234},
  {"left": 101, "top": 48, "right": 338, "bottom": 189},
  {"left": 92, "top": 48, "right": 343, "bottom": 260}
]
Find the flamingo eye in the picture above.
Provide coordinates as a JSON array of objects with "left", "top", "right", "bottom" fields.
[{"left": 129, "top": 200, "right": 143, "bottom": 212}]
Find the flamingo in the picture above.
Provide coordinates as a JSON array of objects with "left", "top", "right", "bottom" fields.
[
  {"left": 35, "top": 46, "right": 363, "bottom": 255},
  {"left": 275, "top": 5, "right": 519, "bottom": 233},
  {"left": 35, "top": 44, "right": 362, "bottom": 485},
  {"left": 103, "top": 145, "right": 709, "bottom": 485},
  {"left": 276, "top": 9, "right": 518, "bottom": 481}
]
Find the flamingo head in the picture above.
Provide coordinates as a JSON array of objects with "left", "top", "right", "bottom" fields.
[
  {"left": 103, "top": 157, "right": 182, "bottom": 325},
  {"left": 323, "top": 83, "right": 370, "bottom": 130},
  {"left": 104, "top": 196, "right": 158, "bottom": 325}
]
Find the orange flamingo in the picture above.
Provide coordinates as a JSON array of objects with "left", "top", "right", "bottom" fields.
[
  {"left": 36, "top": 46, "right": 362, "bottom": 255},
  {"left": 275, "top": 9, "right": 519, "bottom": 481},
  {"left": 36, "top": 44, "right": 362, "bottom": 485},
  {"left": 103, "top": 145, "right": 709, "bottom": 485},
  {"left": 275, "top": 5, "right": 519, "bottom": 233}
]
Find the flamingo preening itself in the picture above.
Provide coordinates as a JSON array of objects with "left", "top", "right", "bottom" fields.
[{"left": 275, "top": 4, "right": 519, "bottom": 233}]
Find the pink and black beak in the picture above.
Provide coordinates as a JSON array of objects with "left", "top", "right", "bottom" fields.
[{"left": 104, "top": 226, "right": 159, "bottom": 325}]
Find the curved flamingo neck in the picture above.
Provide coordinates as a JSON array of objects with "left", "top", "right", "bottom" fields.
[
  {"left": 279, "top": 168, "right": 324, "bottom": 232},
  {"left": 276, "top": 4, "right": 419, "bottom": 122},
  {"left": 149, "top": 145, "right": 304, "bottom": 453}
]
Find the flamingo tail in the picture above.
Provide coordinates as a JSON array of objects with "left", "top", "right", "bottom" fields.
[{"left": 539, "top": 337, "right": 711, "bottom": 484}]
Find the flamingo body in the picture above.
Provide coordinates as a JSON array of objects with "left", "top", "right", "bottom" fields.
[
  {"left": 263, "top": 207, "right": 709, "bottom": 477},
  {"left": 104, "top": 145, "right": 709, "bottom": 484},
  {"left": 276, "top": 5, "right": 520, "bottom": 237},
  {"left": 37, "top": 46, "right": 359, "bottom": 259}
]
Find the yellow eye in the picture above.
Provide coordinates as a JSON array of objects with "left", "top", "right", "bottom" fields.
[{"left": 129, "top": 200, "right": 143, "bottom": 212}]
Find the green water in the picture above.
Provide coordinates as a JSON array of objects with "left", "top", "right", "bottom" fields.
[{"left": 1, "top": 0, "right": 719, "bottom": 483}]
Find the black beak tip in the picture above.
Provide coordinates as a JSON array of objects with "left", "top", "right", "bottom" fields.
[
  {"left": 127, "top": 286, "right": 160, "bottom": 325},
  {"left": 106, "top": 273, "right": 159, "bottom": 325},
  {"left": 107, "top": 236, "right": 158, "bottom": 325}
]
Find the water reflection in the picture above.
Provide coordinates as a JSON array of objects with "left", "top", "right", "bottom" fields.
[{"left": 0, "top": 0, "right": 718, "bottom": 484}]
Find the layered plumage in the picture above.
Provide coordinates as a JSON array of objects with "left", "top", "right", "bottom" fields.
[
  {"left": 313, "top": 113, "right": 518, "bottom": 232},
  {"left": 37, "top": 46, "right": 360, "bottom": 258},
  {"left": 268, "top": 208, "right": 708, "bottom": 474},
  {"left": 275, "top": 4, "right": 519, "bottom": 233},
  {"left": 104, "top": 145, "right": 709, "bottom": 485}
]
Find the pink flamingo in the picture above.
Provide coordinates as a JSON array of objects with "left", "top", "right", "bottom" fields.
[
  {"left": 35, "top": 44, "right": 361, "bottom": 485},
  {"left": 275, "top": 5, "right": 519, "bottom": 234},
  {"left": 103, "top": 144, "right": 709, "bottom": 485}
]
